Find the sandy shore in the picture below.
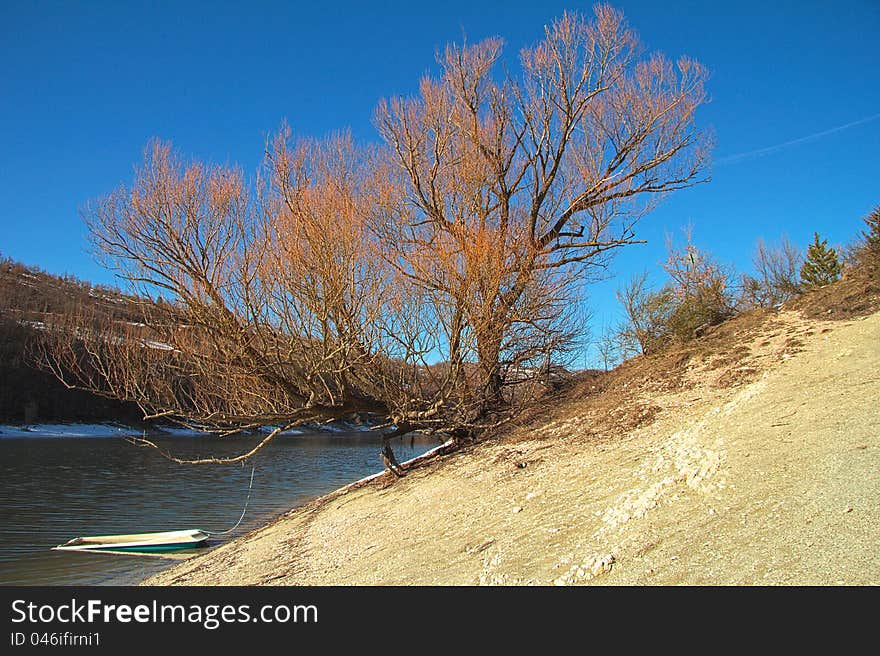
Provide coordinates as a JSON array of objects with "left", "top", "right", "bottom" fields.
[{"left": 143, "top": 308, "right": 880, "bottom": 585}]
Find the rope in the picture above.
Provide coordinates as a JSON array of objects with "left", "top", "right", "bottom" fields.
[{"left": 200, "top": 465, "right": 256, "bottom": 536}]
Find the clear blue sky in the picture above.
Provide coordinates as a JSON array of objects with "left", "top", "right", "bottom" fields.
[{"left": 2, "top": 1, "right": 878, "bottom": 364}]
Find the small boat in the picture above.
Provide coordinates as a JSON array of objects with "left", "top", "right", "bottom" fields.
[{"left": 53, "top": 529, "right": 209, "bottom": 554}]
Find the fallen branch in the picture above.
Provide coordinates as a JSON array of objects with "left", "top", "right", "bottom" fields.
[{"left": 127, "top": 423, "right": 297, "bottom": 464}]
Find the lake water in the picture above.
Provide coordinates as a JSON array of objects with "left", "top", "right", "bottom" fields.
[{"left": 0, "top": 429, "right": 437, "bottom": 585}]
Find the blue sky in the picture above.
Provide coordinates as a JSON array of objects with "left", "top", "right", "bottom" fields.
[{"left": 2, "top": 1, "right": 878, "bottom": 364}]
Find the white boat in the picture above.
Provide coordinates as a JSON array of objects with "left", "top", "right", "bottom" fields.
[{"left": 53, "top": 529, "right": 209, "bottom": 554}]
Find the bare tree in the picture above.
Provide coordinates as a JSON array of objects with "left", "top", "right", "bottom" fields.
[
  {"left": 596, "top": 325, "right": 622, "bottom": 371},
  {"left": 41, "top": 6, "right": 710, "bottom": 464},
  {"left": 740, "top": 236, "right": 802, "bottom": 308},
  {"left": 375, "top": 5, "right": 709, "bottom": 411},
  {"left": 42, "top": 136, "right": 419, "bottom": 463}
]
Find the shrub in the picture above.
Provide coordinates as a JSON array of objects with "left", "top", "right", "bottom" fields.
[
  {"left": 613, "top": 231, "right": 736, "bottom": 358},
  {"left": 661, "top": 231, "right": 736, "bottom": 339},
  {"left": 616, "top": 272, "right": 676, "bottom": 355}
]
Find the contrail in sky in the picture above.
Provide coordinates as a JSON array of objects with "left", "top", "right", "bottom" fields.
[{"left": 716, "top": 112, "right": 880, "bottom": 166}]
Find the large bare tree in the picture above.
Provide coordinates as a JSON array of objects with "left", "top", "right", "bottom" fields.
[
  {"left": 374, "top": 6, "right": 709, "bottom": 409},
  {"left": 41, "top": 5, "right": 710, "bottom": 465}
]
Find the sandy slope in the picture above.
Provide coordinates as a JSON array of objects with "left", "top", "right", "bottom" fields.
[{"left": 143, "top": 308, "right": 879, "bottom": 586}]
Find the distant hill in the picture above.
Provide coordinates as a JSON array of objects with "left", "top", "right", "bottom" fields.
[{"left": 0, "top": 255, "right": 144, "bottom": 423}]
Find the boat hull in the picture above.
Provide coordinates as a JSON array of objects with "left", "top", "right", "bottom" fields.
[{"left": 53, "top": 529, "right": 209, "bottom": 554}]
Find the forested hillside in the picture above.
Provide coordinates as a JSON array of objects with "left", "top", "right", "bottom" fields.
[{"left": 0, "top": 255, "right": 143, "bottom": 423}]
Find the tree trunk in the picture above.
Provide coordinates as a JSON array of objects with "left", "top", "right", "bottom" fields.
[{"left": 476, "top": 333, "right": 504, "bottom": 412}]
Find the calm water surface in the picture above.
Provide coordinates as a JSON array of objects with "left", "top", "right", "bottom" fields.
[{"left": 0, "top": 430, "right": 436, "bottom": 585}]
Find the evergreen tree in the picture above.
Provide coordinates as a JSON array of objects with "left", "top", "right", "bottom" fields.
[
  {"left": 800, "top": 232, "right": 841, "bottom": 288},
  {"left": 862, "top": 205, "right": 880, "bottom": 254}
]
